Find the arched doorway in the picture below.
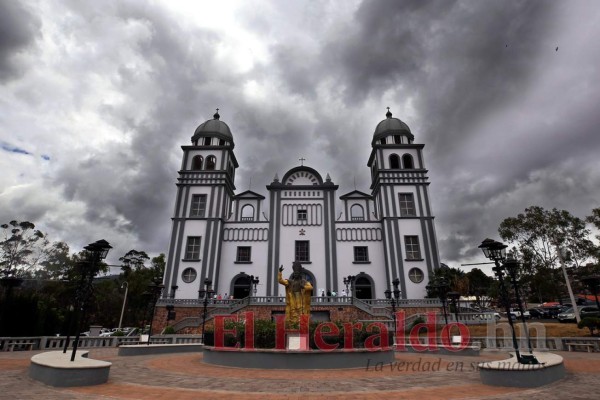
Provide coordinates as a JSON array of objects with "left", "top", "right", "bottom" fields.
[
  {"left": 354, "top": 276, "right": 373, "bottom": 299},
  {"left": 286, "top": 268, "right": 316, "bottom": 296},
  {"left": 232, "top": 275, "right": 251, "bottom": 299}
]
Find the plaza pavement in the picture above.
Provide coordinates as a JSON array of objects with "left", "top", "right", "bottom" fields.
[{"left": 1, "top": 348, "right": 599, "bottom": 400}]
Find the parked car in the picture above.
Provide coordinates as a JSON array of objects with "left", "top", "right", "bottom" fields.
[
  {"left": 527, "top": 308, "right": 548, "bottom": 319},
  {"left": 579, "top": 306, "right": 600, "bottom": 319},
  {"left": 557, "top": 308, "right": 577, "bottom": 323},
  {"left": 507, "top": 309, "right": 530, "bottom": 319},
  {"left": 99, "top": 328, "right": 113, "bottom": 337},
  {"left": 541, "top": 305, "right": 564, "bottom": 319}
]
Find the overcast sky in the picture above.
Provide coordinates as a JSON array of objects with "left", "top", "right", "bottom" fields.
[{"left": 1, "top": 0, "right": 599, "bottom": 276}]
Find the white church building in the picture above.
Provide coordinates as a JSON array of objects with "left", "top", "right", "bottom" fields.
[{"left": 162, "top": 109, "right": 441, "bottom": 301}]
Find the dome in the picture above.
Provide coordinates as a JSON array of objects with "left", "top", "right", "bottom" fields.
[
  {"left": 191, "top": 110, "right": 233, "bottom": 143},
  {"left": 372, "top": 109, "right": 413, "bottom": 143}
]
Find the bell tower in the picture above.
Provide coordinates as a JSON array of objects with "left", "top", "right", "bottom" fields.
[
  {"left": 163, "top": 110, "right": 239, "bottom": 299},
  {"left": 367, "top": 109, "right": 440, "bottom": 298}
]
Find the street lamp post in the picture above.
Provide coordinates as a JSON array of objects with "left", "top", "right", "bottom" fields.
[
  {"left": 250, "top": 275, "right": 260, "bottom": 296},
  {"left": 448, "top": 291, "right": 461, "bottom": 322},
  {"left": 503, "top": 258, "right": 535, "bottom": 355},
  {"left": 198, "top": 278, "right": 214, "bottom": 344},
  {"left": 146, "top": 277, "right": 165, "bottom": 345},
  {"left": 384, "top": 278, "right": 401, "bottom": 345},
  {"left": 479, "top": 238, "right": 538, "bottom": 364},
  {"left": 71, "top": 239, "right": 112, "bottom": 362},
  {"left": 344, "top": 275, "right": 356, "bottom": 302},
  {"left": 118, "top": 281, "right": 129, "bottom": 330},
  {"left": 427, "top": 277, "right": 450, "bottom": 326}
]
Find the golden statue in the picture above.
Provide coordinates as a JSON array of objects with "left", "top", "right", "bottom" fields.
[{"left": 278, "top": 262, "right": 312, "bottom": 326}]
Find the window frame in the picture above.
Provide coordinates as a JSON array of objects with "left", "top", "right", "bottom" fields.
[
  {"left": 190, "top": 194, "right": 207, "bottom": 217},
  {"left": 181, "top": 267, "right": 197, "bottom": 283},
  {"left": 184, "top": 236, "right": 202, "bottom": 260},
  {"left": 295, "top": 240, "right": 310, "bottom": 262},
  {"left": 398, "top": 193, "right": 416, "bottom": 217},
  {"left": 206, "top": 155, "right": 217, "bottom": 170},
  {"left": 297, "top": 208, "right": 308, "bottom": 221},
  {"left": 353, "top": 246, "right": 370, "bottom": 263},
  {"left": 404, "top": 236, "right": 422, "bottom": 260},
  {"left": 389, "top": 154, "right": 400, "bottom": 169},
  {"left": 191, "top": 155, "right": 203, "bottom": 170},
  {"left": 408, "top": 267, "right": 424, "bottom": 283},
  {"left": 235, "top": 246, "right": 252, "bottom": 263},
  {"left": 402, "top": 153, "right": 414, "bottom": 169},
  {"left": 350, "top": 204, "right": 365, "bottom": 221}
]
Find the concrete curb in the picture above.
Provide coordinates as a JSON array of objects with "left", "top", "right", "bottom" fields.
[
  {"left": 29, "top": 350, "right": 111, "bottom": 387},
  {"left": 118, "top": 343, "right": 204, "bottom": 356},
  {"left": 203, "top": 347, "right": 395, "bottom": 369}
]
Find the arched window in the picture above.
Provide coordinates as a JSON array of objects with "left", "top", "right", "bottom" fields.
[
  {"left": 191, "top": 155, "right": 203, "bottom": 170},
  {"left": 402, "top": 154, "right": 414, "bottom": 169},
  {"left": 232, "top": 274, "right": 251, "bottom": 299},
  {"left": 241, "top": 205, "right": 254, "bottom": 221},
  {"left": 354, "top": 275, "right": 374, "bottom": 299},
  {"left": 206, "top": 155, "right": 217, "bottom": 170},
  {"left": 389, "top": 154, "right": 400, "bottom": 169},
  {"left": 351, "top": 204, "right": 364, "bottom": 221}
]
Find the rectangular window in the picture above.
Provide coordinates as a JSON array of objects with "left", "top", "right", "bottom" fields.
[
  {"left": 203, "top": 137, "right": 211, "bottom": 146},
  {"left": 353, "top": 246, "right": 369, "bottom": 262},
  {"left": 295, "top": 241, "right": 310, "bottom": 262},
  {"left": 185, "top": 236, "right": 201, "bottom": 260},
  {"left": 394, "top": 135, "right": 402, "bottom": 144},
  {"left": 297, "top": 209, "right": 307, "bottom": 221},
  {"left": 398, "top": 193, "right": 416, "bottom": 217},
  {"left": 404, "top": 236, "right": 421, "bottom": 260},
  {"left": 236, "top": 246, "right": 252, "bottom": 262},
  {"left": 190, "top": 194, "right": 207, "bottom": 217}
]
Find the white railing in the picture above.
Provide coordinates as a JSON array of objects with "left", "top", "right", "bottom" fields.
[{"left": 0, "top": 335, "right": 204, "bottom": 351}]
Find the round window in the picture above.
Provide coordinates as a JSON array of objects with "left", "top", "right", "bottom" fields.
[
  {"left": 181, "top": 267, "right": 197, "bottom": 283},
  {"left": 408, "top": 268, "right": 424, "bottom": 283}
]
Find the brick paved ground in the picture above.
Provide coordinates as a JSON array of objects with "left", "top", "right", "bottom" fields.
[{"left": 1, "top": 348, "right": 599, "bottom": 400}]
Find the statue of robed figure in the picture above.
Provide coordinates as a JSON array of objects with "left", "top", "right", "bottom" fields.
[{"left": 278, "top": 262, "right": 312, "bottom": 326}]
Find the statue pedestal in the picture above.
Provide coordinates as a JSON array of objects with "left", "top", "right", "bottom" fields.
[{"left": 287, "top": 333, "right": 308, "bottom": 350}]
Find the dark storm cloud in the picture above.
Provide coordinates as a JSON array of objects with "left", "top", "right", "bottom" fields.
[
  {"left": 0, "top": 1, "right": 40, "bottom": 81},
  {"left": 2, "top": 0, "right": 599, "bottom": 270},
  {"left": 312, "top": 0, "right": 600, "bottom": 264},
  {"left": 46, "top": 1, "right": 228, "bottom": 256}
]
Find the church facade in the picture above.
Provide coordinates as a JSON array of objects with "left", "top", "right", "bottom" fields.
[{"left": 162, "top": 110, "right": 441, "bottom": 301}]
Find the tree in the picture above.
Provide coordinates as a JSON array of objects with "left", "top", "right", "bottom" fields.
[
  {"left": 465, "top": 268, "right": 495, "bottom": 309},
  {"left": 499, "top": 206, "right": 595, "bottom": 303},
  {"left": 586, "top": 208, "right": 600, "bottom": 262},
  {"left": 426, "top": 264, "right": 469, "bottom": 297},
  {"left": 0, "top": 220, "right": 49, "bottom": 278},
  {"left": 119, "top": 249, "right": 150, "bottom": 277},
  {"left": 35, "top": 241, "right": 73, "bottom": 280}
]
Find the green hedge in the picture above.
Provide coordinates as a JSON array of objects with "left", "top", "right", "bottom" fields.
[{"left": 211, "top": 319, "right": 392, "bottom": 349}]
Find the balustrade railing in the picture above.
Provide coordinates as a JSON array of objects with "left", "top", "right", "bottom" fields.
[
  {"left": 0, "top": 335, "right": 205, "bottom": 351},
  {"left": 3, "top": 334, "right": 599, "bottom": 352}
]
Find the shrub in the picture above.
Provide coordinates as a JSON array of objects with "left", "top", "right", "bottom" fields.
[
  {"left": 577, "top": 317, "right": 600, "bottom": 336},
  {"left": 409, "top": 316, "right": 426, "bottom": 331},
  {"left": 163, "top": 326, "right": 175, "bottom": 335}
]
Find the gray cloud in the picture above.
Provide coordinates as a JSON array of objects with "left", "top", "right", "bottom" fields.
[
  {"left": 0, "top": 1, "right": 40, "bottom": 81},
  {"left": 1, "top": 0, "right": 599, "bottom": 272}
]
